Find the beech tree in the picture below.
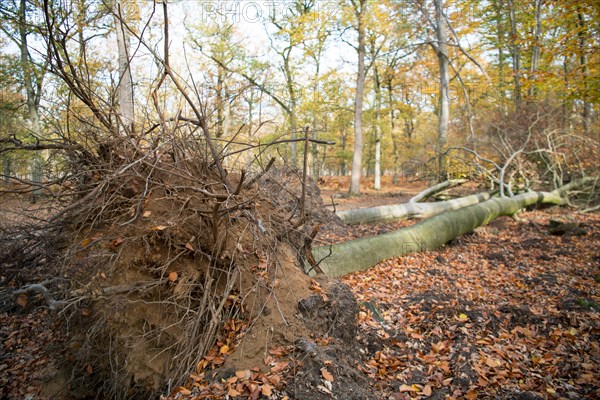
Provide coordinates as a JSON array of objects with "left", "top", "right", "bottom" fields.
[
  {"left": 347, "top": 0, "right": 367, "bottom": 195},
  {"left": 0, "top": 0, "right": 45, "bottom": 134}
]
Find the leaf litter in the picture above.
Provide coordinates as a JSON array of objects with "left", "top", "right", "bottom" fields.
[
  {"left": 340, "top": 208, "right": 600, "bottom": 400},
  {"left": 1, "top": 193, "right": 599, "bottom": 399}
]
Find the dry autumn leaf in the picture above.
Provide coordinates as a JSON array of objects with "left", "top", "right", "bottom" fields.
[
  {"left": 235, "top": 370, "right": 249, "bottom": 379},
  {"left": 399, "top": 384, "right": 418, "bottom": 392},
  {"left": 261, "top": 384, "right": 273, "bottom": 396},
  {"left": 422, "top": 385, "right": 432, "bottom": 396},
  {"left": 320, "top": 367, "right": 334, "bottom": 382},
  {"left": 219, "top": 344, "right": 230, "bottom": 354}
]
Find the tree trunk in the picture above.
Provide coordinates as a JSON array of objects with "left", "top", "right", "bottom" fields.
[
  {"left": 373, "top": 64, "right": 382, "bottom": 190},
  {"left": 216, "top": 67, "right": 225, "bottom": 138},
  {"left": 337, "top": 191, "right": 491, "bottom": 225},
  {"left": 493, "top": 0, "right": 508, "bottom": 105},
  {"left": 313, "top": 184, "right": 586, "bottom": 277},
  {"left": 311, "top": 50, "right": 322, "bottom": 179},
  {"left": 577, "top": 11, "right": 591, "bottom": 136},
  {"left": 387, "top": 80, "right": 400, "bottom": 184},
  {"left": 282, "top": 48, "right": 298, "bottom": 167},
  {"left": 18, "top": 0, "right": 40, "bottom": 133},
  {"left": 113, "top": 0, "right": 134, "bottom": 133},
  {"left": 507, "top": 0, "right": 522, "bottom": 108},
  {"left": 435, "top": 0, "right": 449, "bottom": 181},
  {"left": 350, "top": 0, "right": 367, "bottom": 195},
  {"left": 528, "top": 0, "right": 542, "bottom": 99}
]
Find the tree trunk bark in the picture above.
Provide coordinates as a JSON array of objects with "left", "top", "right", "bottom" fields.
[
  {"left": 435, "top": 0, "right": 449, "bottom": 182},
  {"left": 283, "top": 48, "right": 298, "bottom": 167},
  {"left": 577, "top": 11, "right": 591, "bottom": 136},
  {"left": 350, "top": 0, "right": 367, "bottom": 195},
  {"left": 113, "top": 0, "right": 134, "bottom": 133},
  {"left": 508, "top": 0, "right": 522, "bottom": 108},
  {"left": 373, "top": 64, "right": 382, "bottom": 190},
  {"left": 18, "top": 0, "right": 40, "bottom": 133},
  {"left": 528, "top": 0, "right": 542, "bottom": 99},
  {"left": 314, "top": 179, "right": 593, "bottom": 277},
  {"left": 337, "top": 191, "right": 491, "bottom": 225}
]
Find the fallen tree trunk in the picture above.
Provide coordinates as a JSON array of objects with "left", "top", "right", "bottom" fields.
[
  {"left": 409, "top": 178, "right": 467, "bottom": 203},
  {"left": 313, "top": 180, "right": 593, "bottom": 277},
  {"left": 337, "top": 191, "right": 493, "bottom": 225}
]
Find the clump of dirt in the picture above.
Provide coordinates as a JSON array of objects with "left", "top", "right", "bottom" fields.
[{"left": 283, "top": 281, "right": 377, "bottom": 400}]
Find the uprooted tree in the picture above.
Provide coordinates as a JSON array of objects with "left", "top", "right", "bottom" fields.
[
  {"left": 0, "top": 2, "right": 345, "bottom": 398},
  {"left": 1, "top": 1, "right": 599, "bottom": 399}
]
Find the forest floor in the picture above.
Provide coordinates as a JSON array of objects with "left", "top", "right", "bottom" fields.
[{"left": 0, "top": 176, "right": 599, "bottom": 399}]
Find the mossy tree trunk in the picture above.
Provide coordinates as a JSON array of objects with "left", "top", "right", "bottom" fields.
[{"left": 313, "top": 183, "right": 590, "bottom": 277}]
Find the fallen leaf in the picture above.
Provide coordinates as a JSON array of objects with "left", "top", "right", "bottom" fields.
[
  {"left": 399, "top": 384, "right": 418, "bottom": 392},
  {"left": 142, "top": 210, "right": 151, "bottom": 217},
  {"left": 168, "top": 271, "right": 178, "bottom": 282},
  {"left": 456, "top": 313, "right": 469, "bottom": 322},
  {"left": 261, "top": 384, "right": 273, "bottom": 396},
  {"left": 236, "top": 370, "right": 250, "bottom": 379},
  {"left": 321, "top": 367, "right": 334, "bottom": 382},
  {"left": 185, "top": 242, "right": 195, "bottom": 251},
  {"left": 422, "top": 384, "right": 432, "bottom": 396},
  {"left": 219, "top": 344, "right": 230, "bottom": 354},
  {"left": 151, "top": 225, "right": 167, "bottom": 231}
]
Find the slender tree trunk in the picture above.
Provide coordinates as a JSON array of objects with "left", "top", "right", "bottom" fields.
[
  {"left": 577, "top": 11, "right": 591, "bottom": 135},
  {"left": 387, "top": 81, "right": 400, "bottom": 184},
  {"left": 18, "top": 0, "right": 40, "bottom": 133},
  {"left": 340, "top": 129, "right": 347, "bottom": 176},
  {"left": 282, "top": 49, "right": 298, "bottom": 167},
  {"left": 350, "top": 0, "right": 367, "bottom": 195},
  {"left": 435, "top": 0, "right": 449, "bottom": 181},
  {"left": 247, "top": 90, "right": 254, "bottom": 138},
  {"left": 528, "top": 0, "right": 542, "bottom": 99},
  {"left": 507, "top": 0, "right": 522, "bottom": 108},
  {"left": 113, "top": 0, "right": 134, "bottom": 133},
  {"left": 373, "top": 65, "right": 382, "bottom": 190},
  {"left": 494, "top": 0, "right": 507, "bottom": 106},
  {"left": 216, "top": 67, "right": 225, "bottom": 138},
  {"left": 312, "top": 52, "right": 322, "bottom": 178}
]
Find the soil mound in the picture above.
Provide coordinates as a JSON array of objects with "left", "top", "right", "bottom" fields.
[{"left": 1, "top": 145, "right": 354, "bottom": 399}]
